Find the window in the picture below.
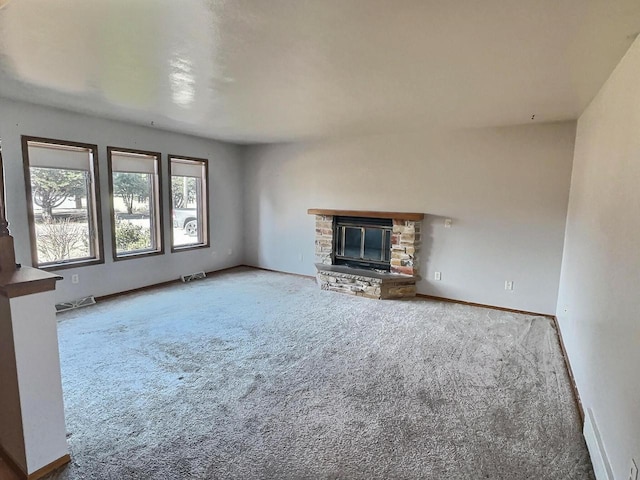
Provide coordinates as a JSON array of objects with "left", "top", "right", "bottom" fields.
[
  {"left": 22, "top": 136, "right": 103, "bottom": 269},
  {"left": 169, "top": 155, "right": 209, "bottom": 250},
  {"left": 107, "top": 148, "right": 163, "bottom": 260}
]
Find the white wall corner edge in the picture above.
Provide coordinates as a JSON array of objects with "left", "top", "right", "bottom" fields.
[{"left": 583, "top": 408, "right": 614, "bottom": 480}]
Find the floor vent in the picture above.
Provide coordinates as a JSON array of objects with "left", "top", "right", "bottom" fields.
[
  {"left": 584, "top": 408, "right": 613, "bottom": 480},
  {"left": 55, "top": 295, "right": 96, "bottom": 313},
  {"left": 181, "top": 271, "right": 207, "bottom": 283}
]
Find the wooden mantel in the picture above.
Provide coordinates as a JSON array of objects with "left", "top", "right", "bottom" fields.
[
  {"left": 307, "top": 209, "right": 424, "bottom": 221},
  {"left": 0, "top": 267, "right": 62, "bottom": 299}
]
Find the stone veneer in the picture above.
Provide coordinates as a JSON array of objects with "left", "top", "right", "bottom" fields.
[
  {"left": 311, "top": 210, "right": 423, "bottom": 299},
  {"left": 315, "top": 264, "right": 417, "bottom": 299},
  {"left": 314, "top": 214, "right": 335, "bottom": 266},
  {"left": 389, "top": 219, "right": 422, "bottom": 276}
]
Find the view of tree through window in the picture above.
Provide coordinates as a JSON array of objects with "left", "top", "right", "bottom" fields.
[
  {"left": 108, "top": 149, "right": 162, "bottom": 259},
  {"left": 22, "top": 140, "right": 210, "bottom": 266},
  {"left": 31, "top": 167, "right": 92, "bottom": 262},
  {"left": 23, "top": 138, "right": 102, "bottom": 268},
  {"left": 169, "top": 156, "right": 208, "bottom": 249}
]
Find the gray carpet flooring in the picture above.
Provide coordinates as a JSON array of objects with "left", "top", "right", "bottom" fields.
[{"left": 46, "top": 267, "right": 593, "bottom": 479}]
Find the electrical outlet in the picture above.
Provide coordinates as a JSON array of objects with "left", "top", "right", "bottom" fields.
[
  {"left": 444, "top": 218, "right": 452, "bottom": 228},
  {"left": 71, "top": 274, "right": 79, "bottom": 284},
  {"left": 630, "top": 458, "right": 638, "bottom": 480},
  {"left": 434, "top": 271, "right": 441, "bottom": 281},
  {"left": 505, "top": 280, "right": 513, "bottom": 291},
  {"left": 298, "top": 253, "right": 304, "bottom": 262}
]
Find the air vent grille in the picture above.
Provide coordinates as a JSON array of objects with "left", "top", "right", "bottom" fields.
[
  {"left": 55, "top": 295, "right": 96, "bottom": 313},
  {"left": 180, "top": 271, "right": 207, "bottom": 283}
]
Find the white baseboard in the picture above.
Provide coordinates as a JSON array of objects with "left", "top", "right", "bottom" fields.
[{"left": 584, "top": 408, "right": 614, "bottom": 480}]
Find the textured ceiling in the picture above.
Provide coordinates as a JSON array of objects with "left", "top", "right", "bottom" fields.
[{"left": 1, "top": 0, "right": 640, "bottom": 143}]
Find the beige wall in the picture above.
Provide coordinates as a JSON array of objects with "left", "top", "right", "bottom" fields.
[
  {"left": 557, "top": 37, "right": 640, "bottom": 479},
  {"left": 0, "top": 98, "right": 244, "bottom": 302},
  {"left": 243, "top": 123, "right": 576, "bottom": 314}
]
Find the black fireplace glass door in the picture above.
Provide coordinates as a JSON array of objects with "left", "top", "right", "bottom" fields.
[
  {"left": 343, "top": 227, "right": 362, "bottom": 258},
  {"left": 363, "top": 228, "right": 383, "bottom": 260},
  {"left": 334, "top": 216, "right": 392, "bottom": 270}
]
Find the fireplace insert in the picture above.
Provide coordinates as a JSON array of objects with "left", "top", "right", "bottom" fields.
[{"left": 333, "top": 216, "right": 392, "bottom": 271}]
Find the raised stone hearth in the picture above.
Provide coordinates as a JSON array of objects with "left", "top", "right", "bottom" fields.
[
  {"left": 316, "top": 264, "right": 417, "bottom": 299},
  {"left": 308, "top": 209, "right": 423, "bottom": 299}
]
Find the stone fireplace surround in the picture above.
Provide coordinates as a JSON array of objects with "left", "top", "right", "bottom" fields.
[{"left": 308, "top": 209, "right": 423, "bottom": 299}]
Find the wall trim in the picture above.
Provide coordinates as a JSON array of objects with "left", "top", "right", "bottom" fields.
[
  {"left": 95, "top": 277, "right": 180, "bottom": 302},
  {"left": 415, "top": 293, "right": 553, "bottom": 318},
  {"left": 27, "top": 454, "right": 71, "bottom": 480},
  {"left": 242, "top": 265, "right": 316, "bottom": 280},
  {"left": 0, "top": 444, "right": 26, "bottom": 479},
  {"left": 551, "top": 315, "right": 584, "bottom": 421},
  {"left": 583, "top": 408, "right": 614, "bottom": 480},
  {"left": 94, "top": 265, "right": 244, "bottom": 302},
  {"left": 0, "top": 446, "right": 67, "bottom": 480},
  {"left": 236, "top": 268, "right": 555, "bottom": 318}
]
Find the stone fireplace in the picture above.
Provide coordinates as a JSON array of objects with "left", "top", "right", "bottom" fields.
[{"left": 308, "top": 209, "right": 423, "bottom": 299}]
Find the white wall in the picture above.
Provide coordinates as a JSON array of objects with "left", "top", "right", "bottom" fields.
[
  {"left": 243, "top": 123, "right": 576, "bottom": 315},
  {"left": 0, "top": 98, "right": 244, "bottom": 302},
  {"left": 11, "top": 291, "right": 68, "bottom": 473},
  {"left": 556, "top": 37, "right": 640, "bottom": 479}
]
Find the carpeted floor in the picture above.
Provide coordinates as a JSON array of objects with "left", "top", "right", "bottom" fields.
[{"left": 44, "top": 267, "right": 592, "bottom": 479}]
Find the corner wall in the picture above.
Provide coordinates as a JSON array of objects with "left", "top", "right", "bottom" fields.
[
  {"left": 556, "top": 37, "right": 640, "bottom": 479},
  {"left": 0, "top": 98, "right": 244, "bottom": 302},
  {"left": 243, "top": 123, "right": 576, "bottom": 314}
]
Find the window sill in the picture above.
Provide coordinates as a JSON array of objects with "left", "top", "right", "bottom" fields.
[
  {"left": 37, "top": 258, "right": 105, "bottom": 272},
  {"left": 112, "top": 249, "right": 165, "bottom": 262},
  {"left": 171, "top": 243, "right": 209, "bottom": 254}
]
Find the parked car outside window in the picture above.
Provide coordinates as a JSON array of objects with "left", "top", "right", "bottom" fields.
[{"left": 172, "top": 208, "right": 198, "bottom": 237}]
